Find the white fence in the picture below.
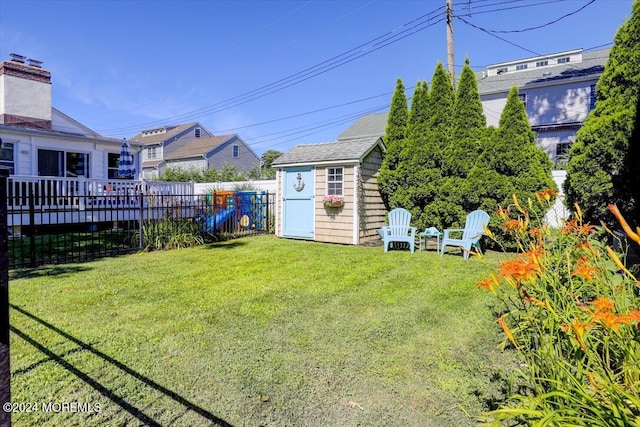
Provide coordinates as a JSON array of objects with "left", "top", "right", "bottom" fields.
[
  {"left": 193, "top": 180, "right": 276, "bottom": 195},
  {"left": 544, "top": 170, "right": 570, "bottom": 228}
]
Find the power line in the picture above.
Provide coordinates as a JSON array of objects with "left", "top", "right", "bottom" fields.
[
  {"left": 98, "top": 7, "right": 446, "bottom": 136},
  {"left": 457, "top": 0, "right": 596, "bottom": 33}
]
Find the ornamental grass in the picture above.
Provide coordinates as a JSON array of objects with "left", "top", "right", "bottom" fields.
[{"left": 477, "top": 193, "right": 640, "bottom": 425}]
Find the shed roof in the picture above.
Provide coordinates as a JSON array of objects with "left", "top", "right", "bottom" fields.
[
  {"left": 272, "top": 136, "right": 384, "bottom": 167},
  {"left": 476, "top": 48, "right": 610, "bottom": 95}
]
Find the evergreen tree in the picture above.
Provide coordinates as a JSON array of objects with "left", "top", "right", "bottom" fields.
[
  {"left": 406, "top": 81, "right": 430, "bottom": 141},
  {"left": 564, "top": 0, "right": 640, "bottom": 225},
  {"left": 378, "top": 78, "right": 409, "bottom": 208},
  {"left": 415, "top": 63, "right": 456, "bottom": 230},
  {"left": 471, "top": 87, "right": 556, "bottom": 248},
  {"left": 445, "top": 58, "right": 486, "bottom": 178}
]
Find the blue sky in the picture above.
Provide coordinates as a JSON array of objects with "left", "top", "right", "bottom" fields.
[{"left": 0, "top": 0, "right": 634, "bottom": 156}]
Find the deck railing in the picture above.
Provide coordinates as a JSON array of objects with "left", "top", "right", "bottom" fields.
[{"left": 7, "top": 176, "right": 194, "bottom": 211}]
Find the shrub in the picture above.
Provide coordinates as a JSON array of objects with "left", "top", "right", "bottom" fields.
[{"left": 477, "top": 194, "right": 640, "bottom": 425}]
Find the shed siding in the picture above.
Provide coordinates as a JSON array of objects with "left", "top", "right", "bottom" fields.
[
  {"left": 314, "top": 164, "right": 355, "bottom": 244},
  {"left": 275, "top": 169, "right": 283, "bottom": 237},
  {"left": 358, "top": 147, "right": 385, "bottom": 243}
]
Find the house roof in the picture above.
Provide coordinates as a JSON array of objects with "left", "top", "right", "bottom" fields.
[
  {"left": 476, "top": 48, "right": 610, "bottom": 95},
  {"left": 272, "top": 136, "right": 384, "bottom": 167},
  {"left": 164, "top": 135, "right": 235, "bottom": 160},
  {"left": 337, "top": 112, "right": 388, "bottom": 140},
  {"left": 129, "top": 122, "right": 199, "bottom": 145}
]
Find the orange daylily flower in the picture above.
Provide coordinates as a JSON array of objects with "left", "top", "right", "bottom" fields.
[
  {"left": 588, "top": 297, "right": 615, "bottom": 314},
  {"left": 593, "top": 311, "right": 626, "bottom": 332},
  {"left": 565, "top": 318, "right": 590, "bottom": 349},
  {"left": 498, "top": 258, "right": 540, "bottom": 283},
  {"left": 535, "top": 189, "right": 557, "bottom": 203},
  {"left": 497, "top": 316, "right": 518, "bottom": 349},
  {"left": 627, "top": 310, "right": 640, "bottom": 322},
  {"left": 562, "top": 219, "right": 579, "bottom": 235},
  {"left": 572, "top": 258, "right": 599, "bottom": 280},
  {"left": 504, "top": 219, "right": 520, "bottom": 230},
  {"left": 608, "top": 204, "right": 640, "bottom": 245},
  {"left": 476, "top": 274, "right": 500, "bottom": 293},
  {"left": 572, "top": 265, "right": 599, "bottom": 280}
]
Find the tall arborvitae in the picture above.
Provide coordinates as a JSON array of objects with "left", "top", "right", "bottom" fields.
[
  {"left": 564, "top": 0, "right": 640, "bottom": 226},
  {"left": 378, "top": 78, "right": 408, "bottom": 208},
  {"left": 471, "top": 86, "right": 556, "bottom": 248},
  {"left": 388, "top": 81, "right": 429, "bottom": 209},
  {"left": 407, "top": 81, "right": 430, "bottom": 141},
  {"left": 409, "top": 63, "right": 456, "bottom": 230},
  {"left": 445, "top": 58, "right": 486, "bottom": 178}
]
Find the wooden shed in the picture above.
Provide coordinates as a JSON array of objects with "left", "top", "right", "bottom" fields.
[{"left": 272, "top": 136, "right": 386, "bottom": 245}]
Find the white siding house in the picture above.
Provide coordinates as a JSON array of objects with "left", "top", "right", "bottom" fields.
[
  {"left": 477, "top": 48, "right": 608, "bottom": 164},
  {"left": 0, "top": 55, "right": 140, "bottom": 179}
]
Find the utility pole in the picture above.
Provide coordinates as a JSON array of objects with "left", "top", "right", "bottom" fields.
[{"left": 446, "top": 0, "right": 455, "bottom": 88}]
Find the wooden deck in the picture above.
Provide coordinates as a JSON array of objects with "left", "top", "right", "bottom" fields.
[{"left": 7, "top": 176, "right": 198, "bottom": 228}]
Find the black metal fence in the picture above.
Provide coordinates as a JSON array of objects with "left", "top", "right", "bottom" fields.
[{"left": 7, "top": 190, "right": 274, "bottom": 269}]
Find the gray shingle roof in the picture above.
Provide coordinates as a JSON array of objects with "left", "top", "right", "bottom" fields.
[
  {"left": 337, "top": 112, "right": 388, "bottom": 140},
  {"left": 164, "top": 135, "right": 233, "bottom": 160},
  {"left": 476, "top": 48, "right": 610, "bottom": 95},
  {"left": 272, "top": 136, "right": 383, "bottom": 166},
  {"left": 129, "top": 122, "right": 199, "bottom": 145}
]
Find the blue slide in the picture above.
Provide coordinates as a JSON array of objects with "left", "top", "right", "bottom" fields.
[{"left": 203, "top": 208, "right": 235, "bottom": 232}]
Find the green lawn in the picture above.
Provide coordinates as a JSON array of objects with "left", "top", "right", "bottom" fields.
[{"left": 9, "top": 235, "right": 516, "bottom": 426}]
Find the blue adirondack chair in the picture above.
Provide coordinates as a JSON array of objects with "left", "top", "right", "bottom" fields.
[
  {"left": 440, "top": 210, "right": 490, "bottom": 260},
  {"left": 380, "top": 208, "right": 417, "bottom": 253}
]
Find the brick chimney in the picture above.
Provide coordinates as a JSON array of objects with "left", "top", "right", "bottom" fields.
[{"left": 0, "top": 54, "right": 52, "bottom": 130}]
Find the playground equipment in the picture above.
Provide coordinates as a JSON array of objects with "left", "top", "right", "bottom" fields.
[{"left": 201, "top": 190, "right": 267, "bottom": 233}]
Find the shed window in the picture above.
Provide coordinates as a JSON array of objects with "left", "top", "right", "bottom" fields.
[
  {"left": 232, "top": 145, "right": 239, "bottom": 158},
  {"left": 327, "top": 167, "right": 343, "bottom": 196}
]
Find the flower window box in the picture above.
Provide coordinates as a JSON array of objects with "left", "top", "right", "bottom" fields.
[{"left": 322, "top": 195, "right": 344, "bottom": 208}]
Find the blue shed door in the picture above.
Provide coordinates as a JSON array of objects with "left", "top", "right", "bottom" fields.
[{"left": 282, "top": 167, "right": 314, "bottom": 239}]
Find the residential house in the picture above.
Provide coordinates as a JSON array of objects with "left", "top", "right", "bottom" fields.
[
  {"left": 130, "top": 123, "right": 261, "bottom": 179},
  {"left": 476, "top": 47, "right": 609, "bottom": 164},
  {"left": 0, "top": 54, "right": 138, "bottom": 179},
  {"left": 334, "top": 48, "right": 609, "bottom": 166}
]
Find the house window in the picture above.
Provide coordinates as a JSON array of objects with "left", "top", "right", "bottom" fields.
[
  {"left": 37, "top": 149, "right": 89, "bottom": 177},
  {"left": 195, "top": 128, "right": 201, "bottom": 138},
  {"left": 108, "top": 153, "right": 119, "bottom": 179},
  {"left": 496, "top": 67, "right": 508, "bottom": 75},
  {"left": 0, "top": 141, "right": 15, "bottom": 174},
  {"left": 518, "top": 93, "right": 527, "bottom": 107},
  {"left": 557, "top": 57, "right": 570, "bottom": 64},
  {"left": 536, "top": 60, "right": 549, "bottom": 67},
  {"left": 589, "top": 84, "right": 597, "bottom": 110},
  {"left": 556, "top": 142, "right": 572, "bottom": 157},
  {"left": 327, "top": 167, "right": 343, "bottom": 196},
  {"left": 147, "top": 146, "right": 157, "bottom": 159},
  {"left": 515, "top": 64, "right": 528, "bottom": 71},
  {"left": 232, "top": 145, "right": 239, "bottom": 158}
]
